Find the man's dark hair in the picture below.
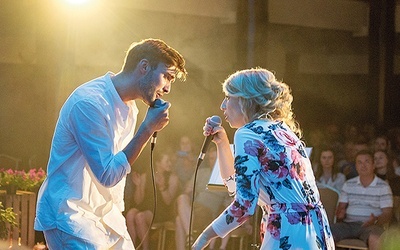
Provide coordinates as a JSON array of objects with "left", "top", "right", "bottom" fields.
[
  {"left": 122, "top": 38, "right": 187, "bottom": 81},
  {"left": 355, "top": 149, "right": 373, "bottom": 160}
]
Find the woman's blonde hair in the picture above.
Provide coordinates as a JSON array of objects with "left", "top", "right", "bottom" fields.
[{"left": 222, "top": 68, "right": 302, "bottom": 137}]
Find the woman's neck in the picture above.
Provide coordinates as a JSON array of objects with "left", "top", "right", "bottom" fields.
[
  {"left": 322, "top": 168, "right": 333, "bottom": 176},
  {"left": 375, "top": 166, "right": 387, "bottom": 175}
]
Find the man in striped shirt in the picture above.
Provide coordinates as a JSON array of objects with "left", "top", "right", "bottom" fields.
[{"left": 331, "top": 149, "right": 393, "bottom": 250}]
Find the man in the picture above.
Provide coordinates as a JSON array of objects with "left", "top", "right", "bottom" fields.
[
  {"left": 331, "top": 150, "right": 393, "bottom": 250},
  {"left": 34, "top": 39, "right": 187, "bottom": 249}
]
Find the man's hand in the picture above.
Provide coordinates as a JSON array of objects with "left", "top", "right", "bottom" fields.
[
  {"left": 145, "top": 99, "right": 171, "bottom": 134},
  {"left": 362, "top": 213, "right": 378, "bottom": 228}
]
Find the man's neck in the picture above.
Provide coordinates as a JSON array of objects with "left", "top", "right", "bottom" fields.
[
  {"left": 111, "top": 71, "right": 139, "bottom": 102},
  {"left": 359, "top": 175, "right": 374, "bottom": 187}
]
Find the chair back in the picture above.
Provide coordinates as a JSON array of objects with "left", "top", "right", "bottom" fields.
[
  {"left": 0, "top": 154, "right": 21, "bottom": 169},
  {"left": 318, "top": 186, "right": 339, "bottom": 224},
  {"left": 336, "top": 239, "right": 368, "bottom": 250}
]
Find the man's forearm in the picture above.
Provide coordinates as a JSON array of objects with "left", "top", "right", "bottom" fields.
[{"left": 123, "top": 123, "right": 154, "bottom": 166}]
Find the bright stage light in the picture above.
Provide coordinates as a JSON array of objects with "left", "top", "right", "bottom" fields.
[{"left": 63, "top": 0, "right": 91, "bottom": 5}]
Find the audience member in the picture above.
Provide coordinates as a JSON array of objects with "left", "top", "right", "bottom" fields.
[
  {"left": 331, "top": 150, "right": 393, "bottom": 250},
  {"left": 374, "top": 150, "right": 396, "bottom": 181},
  {"left": 373, "top": 133, "right": 400, "bottom": 177},
  {"left": 175, "top": 146, "right": 232, "bottom": 250},
  {"left": 389, "top": 127, "right": 400, "bottom": 159},
  {"left": 339, "top": 138, "right": 369, "bottom": 180},
  {"left": 373, "top": 134, "right": 391, "bottom": 152},
  {"left": 173, "top": 135, "right": 197, "bottom": 193},
  {"left": 314, "top": 145, "right": 346, "bottom": 192},
  {"left": 324, "top": 123, "right": 345, "bottom": 160},
  {"left": 393, "top": 155, "right": 400, "bottom": 176},
  {"left": 337, "top": 140, "right": 354, "bottom": 170},
  {"left": 374, "top": 150, "right": 400, "bottom": 225},
  {"left": 125, "top": 152, "right": 179, "bottom": 250},
  {"left": 124, "top": 170, "right": 142, "bottom": 242},
  {"left": 361, "top": 122, "right": 377, "bottom": 146},
  {"left": 343, "top": 123, "right": 359, "bottom": 143},
  {"left": 307, "top": 128, "right": 324, "bottom": 151}
]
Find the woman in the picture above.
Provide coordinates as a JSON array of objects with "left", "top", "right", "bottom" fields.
[
  {"left": 374, "top": 150, "right": 400, "bottom": 224},
  {"left": 374, "top": 150, "right": 400, "bottom": 196},
  {"left": 373, "top": 134, "right": 391, "bottom": 152},
  {"left": 173, "top": 135, "right": 196, "bottom": 193},
  {"left": 374, "top": 150, "right": 396, "bottom": 181},
  {"left": 125, "top": 152, "right": 178, "bottom": 250},
  {"left": 314, "top": 146, "right": 346, "bottom": 192},
  {"left": 192, "top": 68, "right": 334, "bottom": 249}
]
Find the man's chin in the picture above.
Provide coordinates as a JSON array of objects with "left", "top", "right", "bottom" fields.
[{"left": 141, "top": 99, "right": 152, "bottom": 107}]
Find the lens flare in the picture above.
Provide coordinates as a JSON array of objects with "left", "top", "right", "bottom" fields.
[{"left": 63, "top": 0, "right": 91, "bottom": 5}]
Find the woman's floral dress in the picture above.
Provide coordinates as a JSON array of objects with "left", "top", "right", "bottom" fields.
[{"left": 211, "top": 120, "right": 335, "bottom": 250}]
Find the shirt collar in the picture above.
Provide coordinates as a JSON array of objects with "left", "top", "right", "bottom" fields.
[
  {"left": 105, "top": 72, "right": 135, "bottom": 110},
  {"left": 356, "top": 175, "right": 378, "bottom": 187}
]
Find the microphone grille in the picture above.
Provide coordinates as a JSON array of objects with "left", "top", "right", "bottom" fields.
[
  {"left": 209, "top": 115, "right": 222, "bottom": 127},
  {"left": 152, "top": 99, "right": 166, "bottom": 108}
]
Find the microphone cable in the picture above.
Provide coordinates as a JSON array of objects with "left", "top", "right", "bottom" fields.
[
  {"left": 187, "top": 157, "right": 205, "bottom": 250},
  {"left": 188, "top": 116, "right": 221, "bottom": 249},
  {"left": 135, "top": 139, "right": 158, "bottom": 250}
]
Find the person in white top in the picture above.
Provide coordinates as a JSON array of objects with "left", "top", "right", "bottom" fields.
[
  {"left": 332, "top": 150, "right": 393, "bottom": 250},
  {"left": 34, "top": 39, "right": 187, "bottom": 250},
  {"left": 314, "top": 145, "right": 346, "bottom": 193}
]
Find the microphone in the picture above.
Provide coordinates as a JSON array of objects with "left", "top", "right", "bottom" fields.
[
  {"left": 151, "top": 99, "right": 166, "bottom": 150},
  {"left": 151, "top": 133, "right": 157, "bottom": 150},
  {"left": 197, "top": 115, "right": 222, "bottom": 166}
]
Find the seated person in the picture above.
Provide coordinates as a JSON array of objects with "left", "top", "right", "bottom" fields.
[
  {"left": 314, "top": 145, "right": 346, "bottom": 192},
  {"left": 125, "top": 152, "right": 178, "bottom": 250},
  {"left": 331, "top": 150, "right": 393, "bottom": 250},
  {"left": 374, "top": 149, "right": 400, "bottom": 225},
  {"left": 175, "top": 146, "right": 232, "bottom": 250}
]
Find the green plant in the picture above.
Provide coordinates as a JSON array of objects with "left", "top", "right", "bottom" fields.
[
  {"left": 0, "top": 202, "right": 17, "bottom": 239},
  {"left": 0, "top": 168, "right": 46, "bottom": 191},
  {"left": 0, "top": 169, "right": 26, "bottom": 190},
  {"left": 25, "top": 168, "right": 47, "bottom": 191}
]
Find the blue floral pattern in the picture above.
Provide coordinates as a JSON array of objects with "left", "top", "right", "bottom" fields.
[{"left": 211, "top": 120, "right": 334, "bottom": 249}]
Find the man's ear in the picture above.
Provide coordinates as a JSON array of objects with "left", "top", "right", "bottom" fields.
[{"left": 138, "top": 59, "right": 150, "bottom": 74}]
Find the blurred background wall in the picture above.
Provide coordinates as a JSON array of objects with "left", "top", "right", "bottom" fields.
[{"left": 0, "top": 0, "right": 399, "bottom": 169}]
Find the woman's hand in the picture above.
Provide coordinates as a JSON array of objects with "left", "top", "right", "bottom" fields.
[
  {"left": 191, "top": 233, "right": 211, "bottom": 250},
  {"left": 203, "top": 117, "right": 229, "bottom": 145},
  {"left": 191, "top": 225, "right": 218, "bottom": 250},
  {"left": 203, "top": 116, "right": 235, "bottom": 180}
]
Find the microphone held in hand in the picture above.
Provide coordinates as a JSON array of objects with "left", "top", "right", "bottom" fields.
[
  {"left": 198, "top": 115, "right": 222, "bottom": 166},
  {"left": 151, "top": 99, "right": 166, "bottom": 150}
]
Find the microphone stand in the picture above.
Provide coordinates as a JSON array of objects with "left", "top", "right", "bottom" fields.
[{"left": 250, "top": 207, "right": 261, "bottom": 249}]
